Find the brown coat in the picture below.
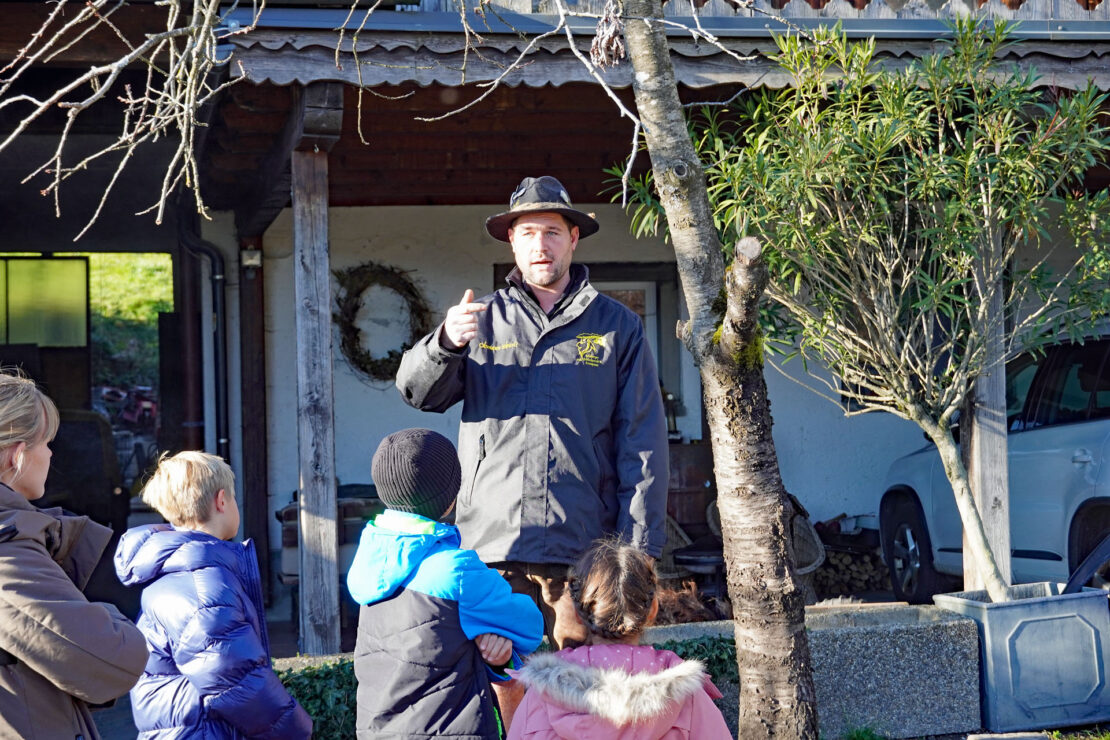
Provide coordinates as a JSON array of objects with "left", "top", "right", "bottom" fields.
[{"left": 0, "top": 484, "right": 148, "bottom": 740}]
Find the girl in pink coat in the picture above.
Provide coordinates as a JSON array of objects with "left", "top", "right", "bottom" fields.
[{"left": 508, "top": 539, "right": 733, "bottom": 740}]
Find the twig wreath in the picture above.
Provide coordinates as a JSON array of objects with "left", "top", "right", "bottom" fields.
[{"left": 333, "top": 261, "right": 434, "bottom": 382}]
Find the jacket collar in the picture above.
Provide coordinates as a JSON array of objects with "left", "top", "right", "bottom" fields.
[
  {"left": 115, "top": 523, "right": 256, "bottom": 587},
  {"left": 0, "top": 483, "right": 110, "bottom": 589},
  {"left": 506, "top": 263, "right": 593, "bottom": 320}
]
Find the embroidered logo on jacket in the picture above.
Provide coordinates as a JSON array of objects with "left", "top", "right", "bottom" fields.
[
  {"left": 480, "top": 341, "right": 519, "bottom": 351},
  {"left": 575, "top": 333, "right": 607, "bottom": 366}
]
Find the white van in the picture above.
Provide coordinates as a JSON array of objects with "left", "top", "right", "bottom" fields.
[{"left": 879, "top": 337, "right": 1110, "bottom": 602}]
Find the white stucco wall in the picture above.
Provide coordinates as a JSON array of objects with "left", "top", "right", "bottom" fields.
[
  {"left": 253, "top": 202, "right": 928, "bottom": 546},
  {"left": 764, "top": 356, "right": 923, "bottom": 525}
]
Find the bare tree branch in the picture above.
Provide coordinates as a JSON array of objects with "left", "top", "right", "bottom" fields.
[{"left": 1, "top": 0, "right": 262, "bottom": 236}]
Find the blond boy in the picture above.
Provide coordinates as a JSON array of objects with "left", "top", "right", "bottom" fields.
[{"left": 115, "top": 452, "right": 312, "bottom": 739}]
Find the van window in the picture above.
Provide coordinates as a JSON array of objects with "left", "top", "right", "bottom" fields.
[
  {"left": 1006, "top": 353, "right": 1040, "bottom": 432},
  {"left": 1031, "top": 340, "right": 1110, "bottom": 428}
]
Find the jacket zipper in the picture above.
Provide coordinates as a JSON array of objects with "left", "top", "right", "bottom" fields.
[{"left": 464, "top": 435, "right": 486, "bottom": 506}]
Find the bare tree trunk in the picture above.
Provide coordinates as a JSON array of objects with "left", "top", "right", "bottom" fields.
[
  {"left": 709, "top": 243, "right": 819, "bottom": 738},
  {"left": 622, "top": 2, "right": 818, "bottom": 734}
]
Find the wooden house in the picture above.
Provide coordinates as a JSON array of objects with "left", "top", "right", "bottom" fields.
[{"left": 0, "top": 0, "right": 1107, "bottom": 651}]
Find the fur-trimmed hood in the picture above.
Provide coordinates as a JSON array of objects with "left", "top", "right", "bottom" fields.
[{"left": 510, "top": 644, "right": 730, "bottom": 740}]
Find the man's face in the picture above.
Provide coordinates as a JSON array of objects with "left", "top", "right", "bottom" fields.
[{"left": 508, "top": 212, "right": 579, "bottom": 290}]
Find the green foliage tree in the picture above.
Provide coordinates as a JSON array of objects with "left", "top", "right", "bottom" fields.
[
  {"left": 625, "top": 19, "right": 1110, "bottom": 603},
  {"left": 87, "top": 253, "right": 174, "bottom": 389}
]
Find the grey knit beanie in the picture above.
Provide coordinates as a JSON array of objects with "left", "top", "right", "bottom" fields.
[{"left": 371, "top": 428, "right": 460, "bottom": 519}]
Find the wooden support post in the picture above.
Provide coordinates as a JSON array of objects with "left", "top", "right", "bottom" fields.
[
  {"left": 292, "top": 148, "right": 339, "bottom": 655},
  {"left": 963, "top": 283, "right": 1012, "bottom": 593},
  {"left": 239, "top": 234, "right": 271, "bottom": 602}
]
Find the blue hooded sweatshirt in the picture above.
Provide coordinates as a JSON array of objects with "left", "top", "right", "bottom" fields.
[
  {"left": 346, "top": 509, "right": 544, "bottom": 739},
  {"left": 115, "top": 524, "right": 312, "bottom": 739}
]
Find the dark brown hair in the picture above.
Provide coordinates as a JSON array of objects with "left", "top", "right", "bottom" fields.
[{"left": 568, "top": 537, "right": 658, "bottom": 642}]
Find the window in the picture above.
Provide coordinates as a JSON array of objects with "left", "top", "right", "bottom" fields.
[
  {"left": 0, "top": 257, "right": 90, "bottom": 409},
  {"left": 1030, "top": 340, "right": 1110, "bottom": 428},
  {"left": 0, "top": 258, "right": 88, "bottom": 347},
  {"left": 1005, "top": 353, "right": 1041, "bottom": 432}
]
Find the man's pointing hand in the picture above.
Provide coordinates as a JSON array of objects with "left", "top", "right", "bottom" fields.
[{"left": 440, "top": 289, "right": 488, "bottom": 350}]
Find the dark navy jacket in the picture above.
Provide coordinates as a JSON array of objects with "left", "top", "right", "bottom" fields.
[
  {"left": 396, "top": 264, "right": 669, "bottom": 566},
  {"left": 347, "top": 509, "right": 544, "bottom": 739},
  {"left": 115, "top": 524, "right": 312, "bottom": 739}
]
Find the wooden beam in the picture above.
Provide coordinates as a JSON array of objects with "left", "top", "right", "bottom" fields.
[
  {"left": 239, "top": 234, "right": 272, "bottom": 603},
  {"left": 234, "top": 88, "right": 303, "bottom": 238},
  {"left": 0, "top": 4, "right": 172, "bottom": 65},
  {"left": 235, "top": 82, "right": 344, "bottom": 238},
  {"left": 292, "top": 148, "right": 339, "bottom": 655},
  {"left": 299, "top": 82, "right": 344, "bottom": 153}
]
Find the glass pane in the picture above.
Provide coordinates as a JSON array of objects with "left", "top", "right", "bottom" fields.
[
  {"left": 8, "top": 260, "right": 87, "bottom": 347},
  {"left": 1005, "top": 353, "right": 1038, "bottom": 426},
  {"left": 601, "top": 288, "right": 647, "bottom": 322},
  {"left": 595, "top": 281, "right": 659, "bottom": 368},
  {"left": 1037, "top": 341, "right": 1109, "bottom": 427}
]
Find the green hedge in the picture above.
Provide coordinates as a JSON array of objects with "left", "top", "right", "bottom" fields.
[
  {"left": 276, "top": 659, "right": 357, "bottom": 738},
  {"left": 655, "top": 635, "right": 737, "bottom": 685}
]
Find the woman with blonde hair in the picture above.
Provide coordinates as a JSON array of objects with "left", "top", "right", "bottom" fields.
[{"left": 0, "top": 371, "right": 148, "bottom": 739}]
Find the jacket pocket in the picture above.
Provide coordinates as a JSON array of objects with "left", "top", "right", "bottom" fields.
[
  {"left": 592, "top": 437, "right": 617, "bottom": 500},
  {"left": 461, "top": 434, "right": 486, "bottom": 507}
]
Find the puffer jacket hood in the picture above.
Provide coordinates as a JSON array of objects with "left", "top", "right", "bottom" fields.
[
  {"left": 510, "top": 645, "right": 732, "bottom": 740},
  {"left": 346, "top": 508, "right": 461, "bottom": 605},
  {"left": 116, "top": 523, "right": 246, "bottom": 587}
]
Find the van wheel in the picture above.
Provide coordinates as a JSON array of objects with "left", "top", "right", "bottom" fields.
[
  {"left": 1069, "top": 506, "right": 1110, "bottom": 590},
  {"left": 880, "top": 496, "right": 945, "bottom": 604}
]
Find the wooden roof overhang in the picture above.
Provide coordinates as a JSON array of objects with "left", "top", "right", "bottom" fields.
[
  {"left": 201, "top": 6, "right": 1110, "bottom": 232},
  {"left": 226, "top": 16, "right": 1110, "bottom": 91}
]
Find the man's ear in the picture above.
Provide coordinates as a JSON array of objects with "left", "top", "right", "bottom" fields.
[{"left": 213, "top": 488, "right": 229, "bottom": 512}]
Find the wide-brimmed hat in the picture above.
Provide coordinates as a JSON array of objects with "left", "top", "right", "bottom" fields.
[{"left": 485, "top": 176, "right": 600, "bottom": 242}]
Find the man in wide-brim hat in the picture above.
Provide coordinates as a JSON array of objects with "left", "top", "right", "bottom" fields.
[{"left": 395, "top": 175, "right": 669, "bottom": 728}]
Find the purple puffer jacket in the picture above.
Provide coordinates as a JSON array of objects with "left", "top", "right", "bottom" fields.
[{"left": 116, "top": 524, "right": 312, "bottom": 739}]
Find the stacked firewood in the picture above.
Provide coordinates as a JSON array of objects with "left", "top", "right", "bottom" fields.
[{"left": 812, "top": 549, "right": 890, "bottom": 598}]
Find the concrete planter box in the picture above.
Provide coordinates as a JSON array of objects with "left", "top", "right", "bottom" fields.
[
  {"left": 807, "top": 604, "right": 980, "bottom": 739},
  {"left": 934, "top": 582, "right": 1110, "bottom": 734},
  {"left": 646, "top": 603, "right": 981, "bottom": 740}
]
